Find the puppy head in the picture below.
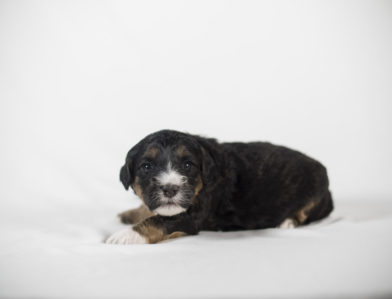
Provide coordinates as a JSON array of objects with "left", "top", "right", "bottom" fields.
[{"left": 120, "top": 130, "right": 217, "bottom": 216}]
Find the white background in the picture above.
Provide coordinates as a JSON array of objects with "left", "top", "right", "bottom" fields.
[
  {"left": 1, "top": 0, "right": 392, "bottom": 204},
  {"left": 0, "top": 1, "right": 392, "bottom": 298}
]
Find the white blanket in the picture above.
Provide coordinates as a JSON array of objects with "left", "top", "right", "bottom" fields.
[{"left": 1, "top": 197, "right": 391, "bottom": 299}]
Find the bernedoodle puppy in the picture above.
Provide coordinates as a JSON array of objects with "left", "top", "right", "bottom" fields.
[{"left": 106, "top": 130, "right": 333, "bottom": 244}]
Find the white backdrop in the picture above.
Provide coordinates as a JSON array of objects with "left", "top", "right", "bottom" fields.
[
  {"left": 1, "top": 0, "right": 392, "bottom": 206},
  {"left": 1, "top": 1, "right": 392, "bottom": 298}
]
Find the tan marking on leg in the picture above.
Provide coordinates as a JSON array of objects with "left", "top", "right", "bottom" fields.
[
  {"left": 294, "top": 200, "right": 318, "bottom": 225},
  {"left": 118, "top": 204, "right": 153, "bottom": 224},
  {"left": 133, "top": 221, "right": 165, "bottom": 244},
  {"left": 133, "top": 218, "right": 186, "bottom": 244},
  {"left": 165, "top": 231, "right": 187, "bottom": 240},
  {"left": 296, "top": 209, "right": 307, "bottom": 224}
]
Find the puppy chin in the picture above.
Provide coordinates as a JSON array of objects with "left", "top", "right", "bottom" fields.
[{"left": 153, "top": 204, "right": 186, "bottom": 216}]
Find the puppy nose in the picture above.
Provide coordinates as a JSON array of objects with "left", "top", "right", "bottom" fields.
[{"left": 161, "top": 184, "right": 179, "bottom": 198}]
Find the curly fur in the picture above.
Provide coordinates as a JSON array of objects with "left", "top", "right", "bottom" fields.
[{"left": 112, "top": 130, "right": 333, "bottom": 244}]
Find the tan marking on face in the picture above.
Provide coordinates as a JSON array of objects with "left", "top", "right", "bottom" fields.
[
  {"left": 194, "top": 175, "right": 203, "bottom": 196},
  {"left": 118, "top": 204, "right": 153, "bottom": 225},
  {"left": 132, "top": 176, "right": 144, "bottom": 200},
  {"left": 190, "top": 176, "right": 203, "bottom": 206},
  {"left": 295, "top": 200, "right": 317, "bottom": 224},
  {"left": 176, "top": 145, "right": 191, "bottom": 158},
  {"left": 143, "top": 147, "right": 158, "bottom": 159}
]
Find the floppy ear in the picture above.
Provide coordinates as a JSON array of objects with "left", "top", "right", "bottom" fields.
[
  {"left": 196, "top": 137, "right": 221, "bottom": 186},
  {"left": 119, "top": 146, "right": 139, "bottom": 190},
  {"left": 120, "top": 164, "right": 132, "bottom": 190}
]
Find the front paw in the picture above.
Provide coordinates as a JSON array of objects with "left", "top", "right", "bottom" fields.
[
  {"left": 105, "top": 228, "right": 147, "bottom": 245},
  {"left": 118, "top": 206, "right": 153, "bottom": 224}
]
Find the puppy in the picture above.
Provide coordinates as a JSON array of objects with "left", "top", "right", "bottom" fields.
[{"left": 106, "top": 130, "right": 333, "bottom": 244}]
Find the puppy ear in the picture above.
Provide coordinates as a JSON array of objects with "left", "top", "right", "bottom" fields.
[
  {"left": 196, "top": 137, "right": 221, "bottom": 185},
  {"left": 120, "top": 164, "right": 132, "bottom": 190},
  {"left": 119, "top": 146, "right": 139, "bottom": 190}
]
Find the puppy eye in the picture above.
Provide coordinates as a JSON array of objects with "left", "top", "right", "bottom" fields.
[
  {"left": 141, "top": 163, "right": 153, "bottom": 171},
  {"left": 184, "top": 161, "right": 192, "bottom": 170}
]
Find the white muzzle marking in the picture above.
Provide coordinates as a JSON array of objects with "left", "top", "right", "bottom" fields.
[
  {"left": 153, "top": 162, "right": 187, "bottom": 216},
  {"left": 156, "top": 162, "right": 186, "bottom": 186}
]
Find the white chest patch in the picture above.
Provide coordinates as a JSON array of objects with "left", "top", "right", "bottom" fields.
[
  {"left": 105, "top": 228, "right": 147, "bottom": 245},
  {"left": 153, "top": 205, "right": 186, "bottom": 216}
]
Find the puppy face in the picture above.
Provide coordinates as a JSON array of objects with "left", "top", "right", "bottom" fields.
[{"left": 120, "top": 131, "right": 206, "bottom": 216}]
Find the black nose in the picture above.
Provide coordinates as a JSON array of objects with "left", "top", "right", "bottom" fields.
[{"left": 160, "top": 184, "right": 179, "bottom": 198}]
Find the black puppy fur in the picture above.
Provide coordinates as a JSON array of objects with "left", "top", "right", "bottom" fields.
[{"left": 109, "top": 130, "right": 333, "bottom": 244}]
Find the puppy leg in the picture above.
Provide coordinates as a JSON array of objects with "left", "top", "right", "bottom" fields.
[
  {"left": 118, "top": 204, "right": 153, "bottom": 224},
  {"left": 278, "top": 200, "right": 320, "bottom": 229},
  {"left": 107, "top": 214, "right": 197, "bottom": 244},
  {"left": 278, "top": 198, "right": 326, "bottom": 229},
  {"left": 305, "top": 191, "right": 334, "bottom": 224},
  {"left": 106, "top": 228, "right": 147, "bottom": 244}
]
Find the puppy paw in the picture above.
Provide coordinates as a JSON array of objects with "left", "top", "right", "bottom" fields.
[
  {"left": 279, "top": 218, "right": 296, "bottom": 229},
  {"left": 118, "top": 206, "right": 153, "bottom": 224},
  {"left": 118, "top": 211, "right": 137, "bottom": 224},
  {"left": 105, "top": 228, "right": 147, "bottom": 245}
]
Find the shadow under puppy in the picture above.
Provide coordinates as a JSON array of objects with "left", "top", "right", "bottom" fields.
[{"left": 106, "top": 130, "right": 333, "bottom": 244}]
